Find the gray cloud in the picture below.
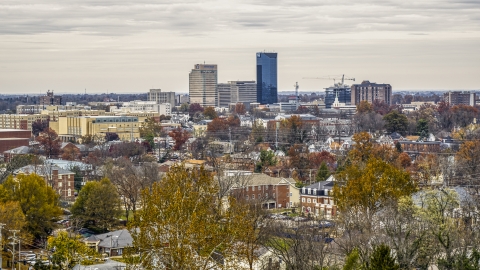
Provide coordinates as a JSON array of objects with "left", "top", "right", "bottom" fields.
[{"left": 0, "top": 0, "right": 479, "bottom": 36}]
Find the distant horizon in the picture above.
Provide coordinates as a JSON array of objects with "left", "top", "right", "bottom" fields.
[{"left": 1, "top": 89, "right": 479, "bottom": 96}]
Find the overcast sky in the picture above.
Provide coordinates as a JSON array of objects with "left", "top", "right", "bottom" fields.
[{"left": 0, "top": 0, "right": 479, "bottom": 94}]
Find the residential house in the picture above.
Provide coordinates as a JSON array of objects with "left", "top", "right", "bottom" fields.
[
  {"left": 299, "top": 176, "right": 336, "bottom": 218},
  {"left": 84, "top": 229, "right": 133, "bottom": 257}
]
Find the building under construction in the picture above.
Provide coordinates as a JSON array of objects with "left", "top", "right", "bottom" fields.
[{"left": 324, "top": 76, "right": 354, "bottom": 109}]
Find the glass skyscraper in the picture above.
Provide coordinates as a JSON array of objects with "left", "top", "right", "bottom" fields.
[{"left": 256, "top": 52, "right": 277, "bottom": 104}]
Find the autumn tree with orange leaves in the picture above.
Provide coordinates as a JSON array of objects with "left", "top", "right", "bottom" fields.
[
  {"left": 168, "top": 128, "right": 190, "bottom": 150},
  {"left": 36, "top": 127, "right": 62, "bottom": 158}
]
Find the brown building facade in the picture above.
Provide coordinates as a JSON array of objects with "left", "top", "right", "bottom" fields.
[
  {"left": 15, "top": 165, "right": 75, "bottom": 201},
  {"left": 0, "top": 129, "right": 31, "bottom": 153},
  {"left": 351, "top": 80, "right": 392, "bottom": 105},
  {"left": 229, "top": 174, "right": 299, "bottom": 209},
  {"left": 443, "top": 91, "right": 476, "bottom": 106},
  {"left": 40, "top": 90, "right": 62, "bottom": 106}
]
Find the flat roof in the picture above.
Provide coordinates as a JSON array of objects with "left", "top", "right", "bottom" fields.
[{"left": 0, "top": 129, "right": 30, "bottom": 132}]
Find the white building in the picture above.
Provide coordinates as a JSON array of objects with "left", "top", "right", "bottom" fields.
[{"left": 110, "top": 101, "right": 171, "bottom": 116}]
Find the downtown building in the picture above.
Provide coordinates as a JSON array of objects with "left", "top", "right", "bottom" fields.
[
  {"left": 217, "top": 81, "right": 257, "bottom": 107},
  {"left": 351, "top": 80, "right": 392, "bottom": 105},
  {"left": 256, "top": 52, "right": 278, "bottom": 104},
  {"left": 443, "top": 91, "right": 476, "bottom": 106},
  {"left": 148, "top": 89, "right": 176, "bottom": 107},
  {"left": 189, "top": 64, "right": 218, "bottom": 107}
]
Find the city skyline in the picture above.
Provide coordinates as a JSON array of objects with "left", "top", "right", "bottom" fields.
[{"left": 0, "top": 0, "right": 479, "bottom": 94}]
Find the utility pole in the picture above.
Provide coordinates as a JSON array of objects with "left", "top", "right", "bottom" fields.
[
  {"left": 9, "top": 230, "right": 19, "bottom": 270},
  {"left": 0, "top": 223, "right": 5, "bottom": 270},
  {"left": 275, "top": 122, "right": 279, "bottom": 149},
  {"left": 229, "top": 127, "right": 232, "bottom": 154}
]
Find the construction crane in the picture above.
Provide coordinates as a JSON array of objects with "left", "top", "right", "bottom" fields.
[{"left": 303, "top": 74, "right": 355, "bottom": 87}]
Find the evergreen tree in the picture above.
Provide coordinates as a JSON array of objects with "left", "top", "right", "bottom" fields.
[
  {"left": 316, "top": 161, "right": 330, "bottom": 182},
  {"left": 366, "top": 244, "right": 399, "bottom": 270}
]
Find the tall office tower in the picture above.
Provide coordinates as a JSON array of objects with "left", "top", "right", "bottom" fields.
[
  {"left": 148, "top": 89, "right": 176, "bottom": 107},
  {"left": 351, "top": 80, "right": 392, "bottom": 105},
  {"left": 256, "top": 52, "right": 278, "bottom": 104},
  {"left": 189, "top": 64, "right": 218, "bottom": 107},
  {"left": 443, "top": 91, "right": 476, "bottom": 106}
]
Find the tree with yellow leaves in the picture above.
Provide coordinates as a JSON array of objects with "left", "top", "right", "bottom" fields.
[
  {"left": 129, "top": 164, "right": 253, "bottom": 269},
  {"left": 334, "top": 158, "right": 417, "bottom": 217}
]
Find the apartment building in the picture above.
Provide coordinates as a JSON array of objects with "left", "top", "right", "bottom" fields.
[
  {"left": 351, "top": 80, "right": 392, "bottom": 105},
  {"left": 299, "top": 177, "right": 336, "bottom": 218}
]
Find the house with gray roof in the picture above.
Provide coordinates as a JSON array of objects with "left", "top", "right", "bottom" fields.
[{"left": 84, "top": 229, "right": 133, "bottom": 257}]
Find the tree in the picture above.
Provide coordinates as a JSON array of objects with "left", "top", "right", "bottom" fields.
[
  {"left": 32, "top": 120, "right": 49, "bottom": 136},
  {"left": 356, "top": 101, "right": 373, "bottom": 114},
  {"left": 347, "top": 132, "right": 374, "bottom": 164},
  {"left": 456, "top": 140, "right": 480, "bottom": 178},
  {"left": 48, "top": 231, "right": 98, "bottom": 269},
  {"left": 383, "top": 110, "right": 408, "bottom": 135},
  {"left": 203, "top": 106, "right": 218, "bottom": 119},
  {"left": 71, "top": 178, "right": 122, "bottom": 231},
  {"left": 104, "top": 158, "right": 159, "bottom": 221},
  {"left": 366, "top": 244, "right": 399, "bottom": 270},
  {"left": 168, "top": 127, "right": 190, "bottom": 150},
  {"left": 316, "top": 162, "right": 330, "bottom": 182},
  {"left": 139, "top": 117, "right": 163, "bottom": 139},
  {"left": 308, "top": 151, "right": 336, "bottom": 169},
  {"left": 234, "top": 103, "right": 246, "bottom": 115},
  {"left": 372, "top": 100, "right": 392, "bottom": 115},
  {"left": 129, "top": 164, "right": 252, "bottom": 269},
  {"left": 36, "top": 127, "right": 61, "bottom": 158},
  {"left": 180, "top": 103, "right": 189, "bottom": 112},
  {"left": 255, "top": 150, "right": 276, "bottom": 173},
  {"left": 0, "top": 154, "right": 36, "bottom": 183},
  {"left": 0, "top": 174, "right": 62, "bottom": 239},
  {"left": 0, "top": 201, "right": 31, "bottom": 248},
  {"left": 417, "top": 119, "right": 429, "bottom": 140},
  {"left": 334, "top": 158, "right": 417, "bottom": 217},
  {"left": 451, "top": 105, "right": 479, "bottom": 128},
  {"left": 61, "top": 144, "right": 82, "bottom": 161},
  {"left": 105, "top": 132, "right": 119, "bottom": 141},
  {"left": 189, "top": 103, "right": 204, "bottom": 116}
]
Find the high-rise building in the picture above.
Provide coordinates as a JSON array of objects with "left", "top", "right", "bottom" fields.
[
  {"left": 148, "top": 89, "right": 175, "bottom": 107},
  {"left": 217, "top": 81, "right": 257, "bottom": 107},
  {"left": 256, "top": 52, "right": 278, "bottom": 104},
  {"left": 189, "top": 64, "right": 218, "bottom": 107},
  {"left": 325, "top": 83, "right": 352, "bottom": 109},
  {"left": 217, "top": 83, "right": 231, "bottom": 108},
  {"left": 443, "top": 91, "right": 476, "bottom": 106},
  {"left": 351, "top": 80, "right": 392, "bottom": 105}
]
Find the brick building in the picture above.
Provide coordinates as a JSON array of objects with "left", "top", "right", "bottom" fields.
[
  {"left": 351, "top": 80, "right": 392, "bottom": 105},
  {"left": 299, "top": 177, "right": 336, "bottom": 218},
  {"left": 40, "top": 90, "right": 62, "bottom": 106},
  {"left": 15, "top": 164, "right": 75, "bottom": 201},
  {"left": 229, "top": 174, "right": 299, "bottom": 209},
  {"left": 0, "top": 129, "right": 31, "bottom": 153}
]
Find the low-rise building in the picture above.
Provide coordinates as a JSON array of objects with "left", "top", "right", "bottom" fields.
[
  {"left": 14, "top": 164, "right": 75, "bottom": 201},
  {"left": 299, "top": 177, "right": 336, "bottom": 218},
  {"left": 49, "top": 116, "right": 140, "bottom": 142},
  {"left": 230, "top": 174, "right": 299, "bottom": 209}
]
